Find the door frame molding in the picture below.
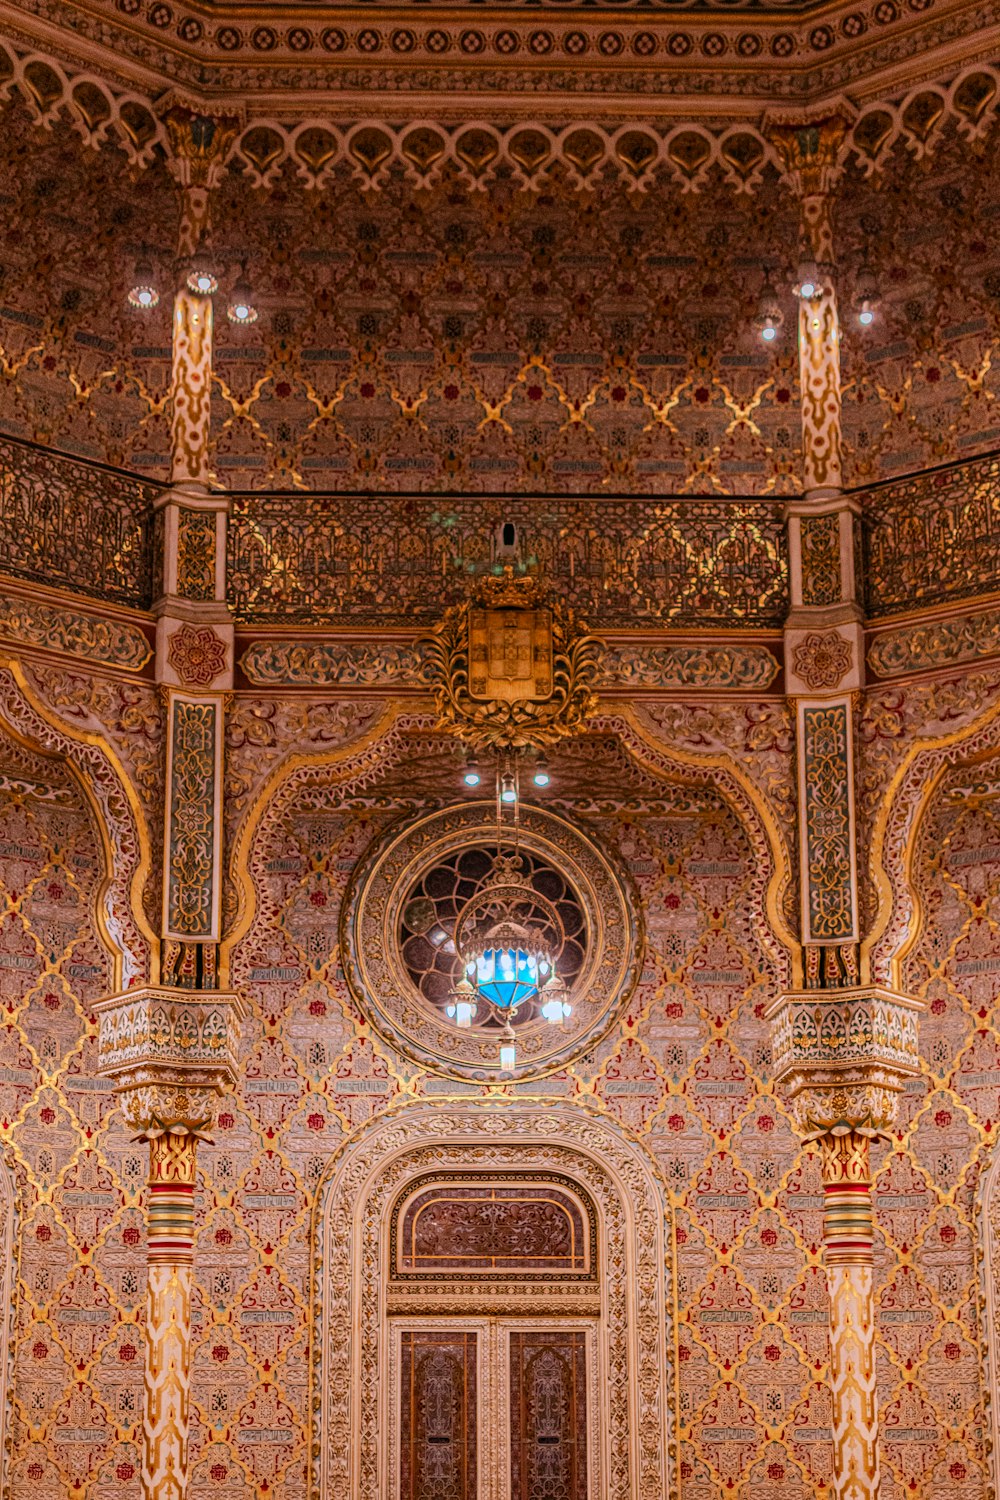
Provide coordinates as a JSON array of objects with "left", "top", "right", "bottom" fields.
[{"left": 311, "top": 1101, "right": 674, "bottom": 1500}]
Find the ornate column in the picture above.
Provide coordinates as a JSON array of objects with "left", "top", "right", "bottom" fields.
[
  {"left": 765, "top": 110, "right": 853, "bottom": 500},
  {"left": 766, "top": 989, "right": 922, "bottom": 1500},
  {"left": 93, "top": 105, "right": 248, "bottom": 1500},
  {"left": 156, "top": 104, "right": 241, "bottom": 988},
  {"left": 764, "top": 111, "right": 867, "bottom": 992},
  {"left": 96, "top": 989, "right": 246, "bottom": 1500},
  {"left": 765, "top": 109, "right": 924, "bottom": 1500},
  {"left": 162, "top": 104, "right": 239, "bottom": 491}
]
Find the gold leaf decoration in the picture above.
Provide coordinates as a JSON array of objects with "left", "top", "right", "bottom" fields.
[{"left": 421, "top": 568, "right": 602, "bottom": 751}]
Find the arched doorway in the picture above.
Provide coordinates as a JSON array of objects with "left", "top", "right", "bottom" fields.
[{"left": 311, "top": 1102, "right": 674, "bottom": 1500}]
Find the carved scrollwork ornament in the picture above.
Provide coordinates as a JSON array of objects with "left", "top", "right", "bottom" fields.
[
  {"left": 117, "top": 1083, "right": 219, "bottom": 1140},
  {"left": 420, "top": 567, "right": 602, "bottom": 751}
]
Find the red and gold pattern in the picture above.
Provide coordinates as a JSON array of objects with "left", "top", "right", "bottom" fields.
[
  {"left": 2, "top": 685, "right": 1000, "bottom": 1496},
  {"left": 0, "top": 108, "right": 997, "bottom": 499},
  {"left": 820, "top": 1131, "right": 879, "bottom": 1500},
  {"left": 142, "top": 1130, "right": 197, "bottom": 1500}
]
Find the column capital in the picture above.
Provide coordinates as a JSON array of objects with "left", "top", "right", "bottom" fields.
[
  {"left": 766, "top": 983, "right": 923, "bottom": 1137},
  {"left": 96, "top": 985, "right": 247, "bottom": 1138},
  {"left": 159, "top": 98, "right": 243, "bottom": 192},
  {"left": 763, "top": 107, "right": 856, "bottom": 199}
]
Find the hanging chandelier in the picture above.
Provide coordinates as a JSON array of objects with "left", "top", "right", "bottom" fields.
[{"left": 446, "top": 758, "right": 572, "bottom": 1071}]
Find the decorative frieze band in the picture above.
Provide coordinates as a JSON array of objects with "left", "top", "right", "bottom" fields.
[
  {"left": 0, "top": 593, "right": 151, "bottom": 670},
  {"left": 868, "top": 606, "right": 1000, "bottom": 677},
  {"left": 238, "top": 637, "right": 781, "bottom": 691},
  {"left": 0, "top": 32, "right": 996, "bottom": 192}
]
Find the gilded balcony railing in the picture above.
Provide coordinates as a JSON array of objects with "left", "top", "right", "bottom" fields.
[
  {"left": 0, "top": 435, "right": 156, "bottom": 609},
  {"left": 225, "top": 491, "right": 790, "bottom": 628},
  {"left": 861, "top": 450, "right": 1000, "bottom": 618},
  {"left": 2, "top": 432, "right": 1000, "bottom": 629}
]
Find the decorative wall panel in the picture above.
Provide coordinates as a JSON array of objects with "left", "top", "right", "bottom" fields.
[
  {"left": 394, "top": 1177, "right": 592, "bottom": 1277},
  {"left": 9, "top": 676, "right": 1000, "bottom": 1500},
  {"left": 164, "top": 697, "right": 222, "bottom": 942},
  {"left": 0, "top": 729, "right": 146, "bottom": 1500},
  {"left": 798, "top": 700, "right": 858, "bottom": 945},
  {"left": 509, "top": 1329, "right": 587, "bottom": 1500},
  {"left": 860, "top": 748, "right": 1000, "bottom": 1495}
]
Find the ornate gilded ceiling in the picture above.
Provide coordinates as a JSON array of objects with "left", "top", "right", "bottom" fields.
[
  {"left": 0, "top": 98, "right": 997, "bottom": 501},
  {"left": 0, "top": 0, "right": 996, "bottom": 132}
]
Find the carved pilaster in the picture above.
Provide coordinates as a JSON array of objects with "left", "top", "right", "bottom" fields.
[
  {"left": 782, "top": 415, "right": 866, "bottom": 991},
  {"left": 795, "top": 695, "right": 861, "bottom": 985},
  {"left": 97, "top": 986, "right": 245, "bottom": 1500},
  {"left": 153, "top": 106, "right": 236, "bottom": 984}
]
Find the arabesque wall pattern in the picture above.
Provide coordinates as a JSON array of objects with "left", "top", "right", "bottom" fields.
[{"left": 0, "top": 679, "right": 997, "bottom": 1496}]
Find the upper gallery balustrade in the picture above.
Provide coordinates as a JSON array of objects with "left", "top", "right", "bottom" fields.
[{"left": 0, "top": 433, "right": 998, "bottom": 629}]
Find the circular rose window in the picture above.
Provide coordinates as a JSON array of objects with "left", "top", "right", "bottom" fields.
[
  {"left": 400, "top": 844, "right": 587, "bottom": 1026},
  {"left": 343, "top": 801, "right": 641, "bottom": 1080}
]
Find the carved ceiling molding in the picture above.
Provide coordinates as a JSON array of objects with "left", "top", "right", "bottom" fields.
[
  {"left": 0, "top": 0, "right": 995, "bottom": 102},
  {"left": 0, "top": 24, "right": 997, "bottom": 192}
]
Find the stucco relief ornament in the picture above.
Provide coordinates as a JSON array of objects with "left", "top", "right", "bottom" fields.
[
  {"left": 421, "top": 567, "right": 601, "bottom": 750},
  {"left": 167, "top": 623, "right": 228, "bottom": 687},
  {"left": 793, "top": 629, "right": 852, "bottom": 691}
]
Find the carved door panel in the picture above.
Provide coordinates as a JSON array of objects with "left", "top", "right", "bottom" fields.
[
  {"left": 394, "top": 1320, "right": 595, "bottom": 1500},
  {"left": 399, "top": 1328, "right": 479, "bottom": 1500},
  {"left": 509, "top": 1329, "right": 588, "bottom": 1500}
]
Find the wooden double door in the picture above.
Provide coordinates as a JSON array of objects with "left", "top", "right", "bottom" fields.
[{"left": 392, "top": 1317, "right": 594, "bottom": 1500}]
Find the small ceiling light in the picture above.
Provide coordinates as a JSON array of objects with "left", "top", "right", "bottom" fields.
[
  {"left": 128, "top": 254, "right": 159, "bottom": 311},
  {"left": 755, "top": 269, "right": 784, "bottom": 344},
  {"left": 227, "top": 268, "right": 258, "bottom": 325},
  {"left": 500, "top": 772, "right": 518, "bottom": 805},
  {"left": 853, "top": 261, "right": 880, "bottom": 328},
  {"left": 185, "top": 257, "right": 218, "bottom": 296},
  {"left": 532, "top": 756, "right": 550, "bottom": 788},
  {"left": 462, "top": 756, "right": 482, "bottom": 788},
  {"left": 793, "top": 259, "right": 822, "bottom": 301}
]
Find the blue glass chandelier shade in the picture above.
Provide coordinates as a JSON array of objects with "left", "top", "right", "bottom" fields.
[{"left": 469, "top": 946, "right": 550, "bottom": 1011}]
